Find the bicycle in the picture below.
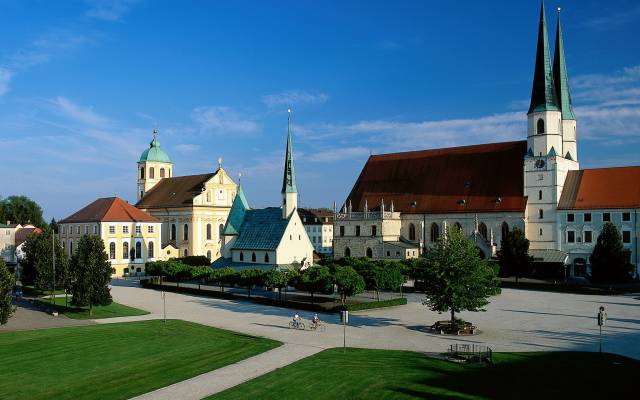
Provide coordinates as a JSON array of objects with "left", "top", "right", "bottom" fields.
[
  {"left": 288, "top": 320, "right": 306, "bottom": 330},
  {"left": 309, "top": 321, "right": 326, "bottom": 332}
]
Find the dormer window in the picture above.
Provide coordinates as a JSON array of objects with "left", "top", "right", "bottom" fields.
[{"left": 537, "top": 118, "right": 545, "bottom": 134}]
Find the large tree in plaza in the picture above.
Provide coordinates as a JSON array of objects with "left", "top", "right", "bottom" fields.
[
  {"left": 497, "top": 227, "right": 533, "bottom": 283},
  {"left": 0, "top": 195, "right": 46, "bottom": 228},
  {"left": 423, "top": 228, "right": 500, "bottom": 328},
  {"left": 590, "top": 222, "right": 633, "bottom": 283},
  {"left": 70, "top": 235, "right": 112, "bottom": 315},
  {"left": 333, "top": 265, "right": 365, "bottom": 306},
  {"left": 0, "top": 259, "right": 15, "bottom": 325},
  {"left": 294, "top": 265, "right": 332, "bottom": 304}
]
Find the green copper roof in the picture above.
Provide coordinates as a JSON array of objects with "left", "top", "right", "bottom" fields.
[
  {"left": 223, "top": 184, "right": 249, "bottom": 235},
  {"left": 231, "top": 207, "right": 290, "bottom": 250},
  {"left": 548, "top": 146, "right": 557, "bottom": 157},
  {"left": 139, "top": 129, "right": 172, "bottom": 163},
  {"left": 553, "top": 10, "right": 576, "bottom": 120},
  {"left": 565, "top": 151, "right": 573, "bottom": 160},
  {"left": 281, "top": 111, "right": 297, "bottom": 194},
  {"left": 526, "top": 147, "right": 534, "bottom": 157},
  {"left": 528, "top": 1, "right": 559, "bottom": 115}
]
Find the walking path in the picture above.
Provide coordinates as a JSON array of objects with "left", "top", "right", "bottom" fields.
[
  {"left": 131, "top": 343, "right": 321, "bottom": 400},
  {"left": 94, "top": 282, "right": 640, "bottom": 399}
]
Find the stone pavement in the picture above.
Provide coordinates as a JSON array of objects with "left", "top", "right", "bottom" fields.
[
  {"left": 0, "top": 299, "right": 92, "bottom": 332},
  {"left": 95, "top": 282, "right": 640, "bottom": 399}
]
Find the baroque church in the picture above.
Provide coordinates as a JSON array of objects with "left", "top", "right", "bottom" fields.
[
  {"left": 135, "top": 129, "right": 238, "bottom": 261},
  {"left": 333, "top": 3, "right": 640, "bottom": 279}
]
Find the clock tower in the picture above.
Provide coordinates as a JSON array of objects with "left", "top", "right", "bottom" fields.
[{"left": 523, "top": 2, "right": 579, "bottom": 250}]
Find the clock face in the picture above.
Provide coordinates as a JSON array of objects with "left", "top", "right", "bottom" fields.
[{"left": 535, "top": 159, "right": 546, "bottom": 169}]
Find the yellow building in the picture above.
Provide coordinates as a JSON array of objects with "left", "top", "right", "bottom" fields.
[
  {"left": 135, "top": 130, "right": 237, "bottom": 261},
  {"left": 58, "top": 197, "right": 163, "bottom": 276}
]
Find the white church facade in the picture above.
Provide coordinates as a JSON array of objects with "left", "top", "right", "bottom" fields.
[{"left": 333, "top": 3, "right": 640, "bottom": 279}]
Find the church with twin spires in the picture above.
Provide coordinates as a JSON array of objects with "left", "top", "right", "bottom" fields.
[{"left": 333, "top": 2, "right": 640, "bottom": 279}]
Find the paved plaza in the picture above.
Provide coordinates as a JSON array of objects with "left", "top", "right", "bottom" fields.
[{"left": 91, "top": 281, "right": 638, "bottom": 399}]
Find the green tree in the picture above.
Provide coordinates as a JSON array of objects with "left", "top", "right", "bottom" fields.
[
  {"left": 70, "top": 235, "right": 112, "bottom": 316},
  {"left": 295, "top": 266, "right": 332, "bottom": 304},
  {"left": 0, "top": 196, "right": 45, "bottom": 228},
  {"left": 591, "top": 222, "right": 633, "bottom": 283},
  {"left": 497, "top": 227, "right": 532, "bottom": 283},
  {"left": 423, "top": 228, "right": 500, "bottom": 328},
  {"left": 21, "top": 228, "right": 68, "bottom": 295},
  {"left": 191, "top": 266, "right": 212, "bottom": 290},
  {"left": 49, "top": 218, "right": 58, "bottom": 234},
  {"left": 239, "top": 269, "right": 264, "bottom": 298},
  {"left": 0, "top": 259, "right": 15, "bottom": 325},
  {"left": 264, "top": 270, "right": 288, "bottom": 301},
  {"left": 214, "top": 267, "right": 235, "bottom": 292},
  {"left": 380, "top": 260, "right": 407, "bottom": 295},
  {"left": 334, "top": 265, "right": 365, "bottom": 306}
]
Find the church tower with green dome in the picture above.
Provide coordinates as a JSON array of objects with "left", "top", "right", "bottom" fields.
[{"left": 137, "top": 128, "right": 173, "bottom": 201}]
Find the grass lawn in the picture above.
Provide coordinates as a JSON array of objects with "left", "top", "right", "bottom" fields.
[
  {"left": 0, "top": 320, "right": 281, "bottom": 400},
  {"left": 35, "top": 296, "right": 149, "bottom": 319},
  {"left": 210, "top": 348, "right": 639, "bottom": 399}
]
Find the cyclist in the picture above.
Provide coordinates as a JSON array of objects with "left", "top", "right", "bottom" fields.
[
  {"left": 312, "top": 313, "right": 320, "bottom": 329},
  {"left": 292, "top": 313, "right": 301, "bottom": 328}
]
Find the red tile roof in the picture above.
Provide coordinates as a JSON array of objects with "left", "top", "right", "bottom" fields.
[
  {"left": 15, "top": 227, "right": 42, "bottom": 246},
  {"left": 558, "top": 166, "right": 640, "bottom": 210},
  {"left": 345, "top": 141, "right": 528, "bottom": 214},
  {"left": 59, "top": 197, "right": 159, "bottom": 223}
]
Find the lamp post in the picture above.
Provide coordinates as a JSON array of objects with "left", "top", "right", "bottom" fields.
[
  {"left": 52, "top": 231, "right": 56, "bottom": 305},
  {"left": 597, "top": 306, "right": 607, "bottom": 354}
]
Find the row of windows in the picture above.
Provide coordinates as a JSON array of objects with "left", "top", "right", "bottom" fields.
[
  {"left": 169, "top": 223, "right": 225, "bottom": 241},
  {"left": 302, "top": 216, "right": 331, "bottom": 223},
  {"left": 140, "top": 166, "right": 171, "bottom": 180},
  {"left": 567, "top": 229, "right": 632, "bottom": 244},
  {"left": 108, "top": 241, "right": 155, "bottom": 260},
  {"left": 337, "top": 222, "right": 510, "bottom": 243},
  {"left": 204, "top": 189, "right": 226, "bottom": 203},
  {"left": 105, "top": 225, "right": 154, "bottom": 235},
  {"left": 61, "top": 225, "right": 99, "bottom": 235},
  {"left": 238, "top": 251, "right": 270, "bottom": 263},
  {"left": 305, "top": 225, "right": 332, "bottom": 233},
  {"left": 566, "top": 212, "right": 631, "bottom": 223}
]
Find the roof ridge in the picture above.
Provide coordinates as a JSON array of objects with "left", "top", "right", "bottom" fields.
[{"left": 370, "top": 140, "right": 526, "bottom": 159}]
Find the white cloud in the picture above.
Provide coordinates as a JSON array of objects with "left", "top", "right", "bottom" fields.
[
  {"left": 0, "top": 68, "right": 12, "bottom": 96},
  {"left": 262, "top": 90, "right": 329, "bottom": 108},
  {"left": 307, "top": 147, "right": 371, "bottom": 162},
  {"left": 48, "top": 96, "right": 111, "bottom": 128},
  {"left": 585, "top": 5, "right": 640, "bottom": 30},
  {"left": 173, "top": 144, "right": 201, "bottom": 154},
  {"left": 85, "top": 0, "right": 137, "bottom": 21},
  {"left": 191, "top": 106, "right": 259, "bottom": 134}
]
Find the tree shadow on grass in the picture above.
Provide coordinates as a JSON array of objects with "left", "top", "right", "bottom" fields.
[{"left": 392, "top": 352, "right": 640, "bottom": 400}]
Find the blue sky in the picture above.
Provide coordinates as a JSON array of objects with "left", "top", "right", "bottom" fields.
[{"left": 1, "top": 0, "right": 639, "bottom": 221}]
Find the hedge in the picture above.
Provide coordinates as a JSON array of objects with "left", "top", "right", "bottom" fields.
[
  {"left": 339, "top": 297, "right": 407, "bottom": 312},
  {"left": 139, "top": 279, "right": 408, "bottom": 313}
]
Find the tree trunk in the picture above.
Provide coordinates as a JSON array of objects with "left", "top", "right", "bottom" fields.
[
  {"left": 450, "top": 309, "right": 455, "bottom": 328},
  {"left": 90, "top": 303, "right": 93, "bottom": 317},
  {"left": 247, "top": 286, "right": 251, "bottom": 298},
  {"left": 278, "top": 288, "right": 282, "bottom": 302},
  {"left": 376, "top": 290, "right": 379, "bottom": 301}
]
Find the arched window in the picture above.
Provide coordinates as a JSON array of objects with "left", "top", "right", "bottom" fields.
[
  {"left": 140, "top": 167, "right": 145, "bottom": 179},
  {"left": 252, "top": 252, "right": 256, "bottom": 262},
  {"left": 454, "top": 222, "right": 462, "bottom": 232},
  {"left": 539, "top": 209, "right": 544, "bottom": 219},
  {"left": 160, "top": 168, "right": 165, "bottom": 178},
  {"left": 123, "top": 242, "right": 129, "bottom": 259},
  {"left": 149, "top": 167, "right": 155, "bottom": 179},
  {"left": 537, "top": 118, "right": 545, "bottom": 134},
  {"left": 240, "top": 252, "right": 244, "bottom": 261},
  {"left": 501, "top": 222, "right": 509, "bottom": 240},
  {"left": 184, "top": 249, "right": 188, "bottom": 257},
  {"left": 183, "top": 224, "right": 189, "bottom": 240},
  {"left": 170, "top": 224, "right": 176, "bottom": 241},
  {"left": 538, "top": 190, "right": 543, "bottom": 200},
  {"left": 148, "top": 241, "right": 154, "bottom": 258},
  {"left": 109, "top": 242, "right": 116, "bottom": 259},
  {"left": 135, "top": 242, "right": 142, "bottom": 259},
  {"left": 344, "top": 247, "right": 351, "bottom": 257},
  {"left": 207, "top": 250, "right": 212, "bottom": 261},
  {"left": 264, "top": 253, "right": 269, "bottom": 263},
  {"left": 430, "top": 223, "right": 440, "bottom": 242},
  {"left": 478, "top": 222, "right": 488, "bottom": 240},
  {"left": 409, "top": 223, "right": 416, "bottom": 241},
  {"left": 69, "top": 240, "right": 73, "bottom": 256},
  {"left": 366, "top": 247, "right": 373, "bottom": 258},
  {"left": 206, "top": 224, "right": 212, "bottom": 240}
]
